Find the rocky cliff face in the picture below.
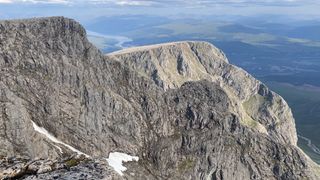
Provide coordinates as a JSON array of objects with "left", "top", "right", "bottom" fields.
[
  {"left": 0, "top": 17, "right": 319, "bottom": 179},
  {"left": 110, "top": 41, "right": 298, "bottom": 146}
]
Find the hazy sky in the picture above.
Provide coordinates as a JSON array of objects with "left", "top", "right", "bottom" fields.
[{"left": 0, "top": 0, "right": 319, "bottom": 21}]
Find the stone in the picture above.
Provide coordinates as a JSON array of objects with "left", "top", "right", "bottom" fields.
[{"left": 0, "top": 16, "right": 319, "bottom": 179}]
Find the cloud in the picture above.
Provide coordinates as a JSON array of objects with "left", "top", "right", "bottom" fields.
[
  {"left": 154, "top": 0, "right": 319, "bottom": 7},
  {"left": 0, "top": 0, "right": 12, "bottom": 3},
  {"left": 27, "top": 0, "right": 69, "bottom": 4},
  {"left": 1, "top": 0, "right": 318, "bottom": 6},
  {"left": 0, "top": 0, "right": 69, "bottom": 4},
  {"left": 0, "top": 0, "right": 154, "bottom": 6},
  {"left": 87, "top": 0, "right": 320, "bottom": 7},
  {"left": 115, "top": 0, "right": 154, "bottom": 6},
  {"left": 88, "top": 0, "right": 155, "bottom": 6}
]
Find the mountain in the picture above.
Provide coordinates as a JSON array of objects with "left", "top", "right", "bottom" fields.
[
  {"left": 109, "top": 41, "right": 297, "bottom": 144},
  {"left": 0, "top": 17, "right": 319, "bottom": 179}
]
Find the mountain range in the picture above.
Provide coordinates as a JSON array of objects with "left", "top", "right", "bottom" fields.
[{"left": 0, "top": 17, "right": 319, "bottom": 179}]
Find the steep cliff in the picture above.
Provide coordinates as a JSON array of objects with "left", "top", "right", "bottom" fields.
[
  {"left": 0, "top": 17, "right": 319, "bottom": 179},
  {"left": 110, "top": 41, "right": 297, "bottom": 146}
]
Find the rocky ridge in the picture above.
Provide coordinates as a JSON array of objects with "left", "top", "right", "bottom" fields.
[
  {"left": 110, "top": 41, "right": 297, "bottom": 145},
  {"left": 0, "top": 17, "right": 319, "bottom": 179}
]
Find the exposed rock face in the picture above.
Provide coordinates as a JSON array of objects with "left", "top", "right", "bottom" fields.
[
  {"left": 0, "top": 17, "right": 319, "bottom": 179},
  {"left": 110, "top": 42, "right": 297, "bottom": 146},
  {"left": 0, "top": 155, "right": 119, "bottom": 180}
]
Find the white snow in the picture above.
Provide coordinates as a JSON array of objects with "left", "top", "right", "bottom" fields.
[
  {"left": 31, "top": 121, "right": 89, "bottom": 157},
  {"left": 52, "top": 144, "right": 63, "bottom": 154},
  {"left": 106, "top": 152, "right": 139, "bottom": 176}
]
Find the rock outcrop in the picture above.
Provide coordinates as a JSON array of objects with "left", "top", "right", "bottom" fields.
[
  {"left": 0, "top": 17, "right": 319, "bottom": 179},
  {"left": 110, "top": 41, "right": 297, "bottom": 146}
]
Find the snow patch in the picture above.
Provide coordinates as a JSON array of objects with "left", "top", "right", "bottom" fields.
[
  {"left": 31, "top": 121, "right": 89, "bottom": 157},
  {"left": 106, "top": 152, "right": 139, "bottom": 176},
  {"left": 52, "top": 144, "right": 63, "bottom": 154}
]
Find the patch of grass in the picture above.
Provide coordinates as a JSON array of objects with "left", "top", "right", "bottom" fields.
[
  {"left": 243, "top": 94, "right": 266, "bottom": 112},
  {"left": 178, "top": 158, "right": 194, "bottom": 173},
  {"left": 65, "top": 157, "right": 84, "bottom": 168},
  {"left": 242, "top": 117, "right": 259, "bottom": 128},
  {"left": 171, "top": 126, "right": 182, "bottom": 140},
  {"left": 241, "top": 95, "right": 268, "bottom": 134}
]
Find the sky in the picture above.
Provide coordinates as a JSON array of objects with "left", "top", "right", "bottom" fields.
[{"left": 0, "top": 0, "right": 319, "bottom": 22}]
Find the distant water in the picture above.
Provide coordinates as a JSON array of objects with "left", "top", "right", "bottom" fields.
[
  {"left": 298, "top": 134, "right": 320, "bottom": 155},
  {"left": 86, "top": 30, "right": 133, "bottom": 49}
]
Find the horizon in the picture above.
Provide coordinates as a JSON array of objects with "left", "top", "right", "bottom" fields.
[{"left": 1, "top": 0, "right": 320, "bottom": 22}]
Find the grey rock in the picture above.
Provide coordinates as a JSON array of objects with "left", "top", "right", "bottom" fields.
[
  {"left": 110, "top": 41, "right": 297, "bottom": 146},
  {"left": 0, "top": 16, "right": 319, "bottom": 179},
  {"left": 37, "top": 163, "right": 52, "bottom": 174}
]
